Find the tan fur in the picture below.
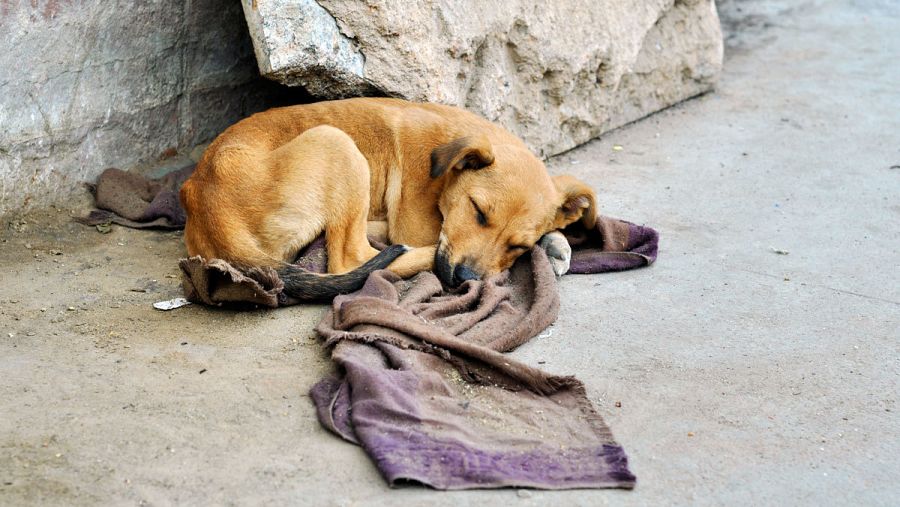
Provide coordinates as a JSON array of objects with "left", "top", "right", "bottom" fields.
[{"left": 180, "top": 98, "right": 597, "bottom": 285}]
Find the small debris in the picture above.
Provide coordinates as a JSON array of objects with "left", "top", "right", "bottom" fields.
[
  {"left": 96, "top": 223, "right": 112, "bottom": 234},
  {"left": 687, "top": 432, "right": 695, "bottom": 437},
  {"left": 770, "top": 247, "right": 789, "bottom": 255},
  {"left": 158, "top": 146, "right": 178, "bottom": 160},
  {"left": 130, "top": 288, "right": 147, "bottom": 293},
  {"left": 153, "top": 298, "right": 191, "bottom": 311},
  {"left": 890, "top": 164, "right": 900, "bottom": 170},
  {"left": 67, "top": 306, "right": 76, "bottom": 311},
  {"left": 198, "top": 368, "right": 207, "bottom": 374},
  {"left": 49, "top": 249, "right": 62, "bottom": 256},
  {"left": 615, "top": 401, "right": 622, "bottom": 408},
  {"left": 612, "top": 145, "right": 624, "bottom": 151},
  {"left": 517, "top": 489, "right": 533, "bottom": 498}
]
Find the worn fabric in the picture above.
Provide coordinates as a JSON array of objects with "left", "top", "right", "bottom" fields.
[
  {"left": 77, "top": 165, "right": 194, "bottom": 229},
  {"left": 311, "top": 249, "right": 637, "bottom": 489}
]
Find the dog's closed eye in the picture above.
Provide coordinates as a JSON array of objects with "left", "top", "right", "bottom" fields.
[
  {"left": 470, "top": 197, "right": 488, "bottom": 226},
  {"left": 507, "top": 244, "right": 530, "bottom": 253}
]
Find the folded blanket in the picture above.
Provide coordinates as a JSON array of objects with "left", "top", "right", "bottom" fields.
[
  {"left": 77, "top": 165, "right": 194, "bottom": 229},
  {"left": 311, "top": 250, "right": 636, "bottom": 489},
  {"left": 81, "top": 166, "right": 658, "bottom": 489}
]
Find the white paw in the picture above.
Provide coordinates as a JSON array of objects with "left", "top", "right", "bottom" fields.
[{"left": 539, "top": 231, "right": 571, "bottom": 277}]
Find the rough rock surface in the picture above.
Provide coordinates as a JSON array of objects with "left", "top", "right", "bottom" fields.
[
  {"left": 0, "top": 0, "right": 303, "bottom": 216},
  {"left": 243, "top": 0, "right": 724, "bottom": 157}
]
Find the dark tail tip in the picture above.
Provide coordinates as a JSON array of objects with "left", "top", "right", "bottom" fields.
[{"left": 277, "top": 244, "right": 408, "bottom": 300}]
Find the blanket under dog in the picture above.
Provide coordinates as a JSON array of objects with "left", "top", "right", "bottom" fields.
[
  {"left": 82, "top": 167, "right": 658, "bottom": 489},
  {"left": 77, "top": 166, "right": 194, "bottom": 229}
]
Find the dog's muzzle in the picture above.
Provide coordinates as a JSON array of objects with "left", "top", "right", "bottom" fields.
[{"left": 434, "top": 243, "right": 480, "bottom": 287}]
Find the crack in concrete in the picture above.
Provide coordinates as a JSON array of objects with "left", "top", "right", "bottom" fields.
[{"left": 728, "top": 265, "right": 900, "bottom": 306}]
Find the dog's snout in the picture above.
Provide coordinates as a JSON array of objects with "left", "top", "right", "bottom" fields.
[{"left": 453, "top": 264, "right": 479, "bottom": 285}]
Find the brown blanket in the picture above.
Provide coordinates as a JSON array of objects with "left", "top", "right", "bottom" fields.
[
  {"left": 82, "top": 167, "right": 657, "bottom": 489},
  {"left": 77, "top": 166, "right": 194, "bottom": 229}
]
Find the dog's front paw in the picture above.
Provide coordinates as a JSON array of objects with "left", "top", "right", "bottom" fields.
[{"left": 539, "top": 231, "right": 571, "bottom": 277}]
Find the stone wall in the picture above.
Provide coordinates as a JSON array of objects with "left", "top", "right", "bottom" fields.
[
  {"left": 0, "top": 0, "right": 303, "bottom": 216},
  {"left": 244, "top": 0, "right": 724, "bottom": 157}
]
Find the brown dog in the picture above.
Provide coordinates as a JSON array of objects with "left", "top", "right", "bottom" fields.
[{"left": 180, "top": 98, "right": 596, "bottom": 298}]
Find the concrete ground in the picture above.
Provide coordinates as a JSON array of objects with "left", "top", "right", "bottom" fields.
[{"left": 1, "top": 1, "right": 898, "bottom": 505}]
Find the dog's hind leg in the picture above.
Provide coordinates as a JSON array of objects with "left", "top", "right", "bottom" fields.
[
  {"left": 366, "top": 220, "right": 390, "bottom": 244},
  {"left": 325, "top": 194, "right": 382, "bottom": 274},
  {"left": 263, "top": 125, "right": 381, "bottom": 274},
  {"left": 317, "top": 132, "right": 383, "bottom": 274}
]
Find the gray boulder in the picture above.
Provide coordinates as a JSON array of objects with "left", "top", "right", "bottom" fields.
[
  {"left": 0, "top": 0, "right": 293, "bottom": 215},
  {"left": 243, "top": 0, "right": 724, "bottom": 156}
]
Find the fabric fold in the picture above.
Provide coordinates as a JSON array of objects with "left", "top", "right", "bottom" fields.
[{"left": 309, "top": 248, "right": 639, "bottom": 490}]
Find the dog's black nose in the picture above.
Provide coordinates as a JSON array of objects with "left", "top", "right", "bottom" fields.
[{"left": 453, "top": 264, "right": 479, "bottom": 285}]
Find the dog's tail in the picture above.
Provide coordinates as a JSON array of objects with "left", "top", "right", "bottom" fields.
[{"left": 276, "top": 244, "right": 408, "bottom": 301}]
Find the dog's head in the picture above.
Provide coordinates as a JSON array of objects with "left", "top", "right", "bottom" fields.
[{"left": 431, "top": 134, "right": 597, "bottom": 286}]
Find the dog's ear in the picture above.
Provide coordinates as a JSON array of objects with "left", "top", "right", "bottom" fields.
[
  {"left": 552, "top": 175, "right": 597, "bottom": 230},
  {"left": 430, "top": 135, "right": 494, "bottom": 178}
]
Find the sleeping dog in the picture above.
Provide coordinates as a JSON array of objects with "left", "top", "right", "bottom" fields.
[{"left": 180, "top": 98, "right": 596, "bottom": 299}]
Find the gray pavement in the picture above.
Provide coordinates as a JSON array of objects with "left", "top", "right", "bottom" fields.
[{"left": 1, "top": 1, "right": 898, "bottom": 505}]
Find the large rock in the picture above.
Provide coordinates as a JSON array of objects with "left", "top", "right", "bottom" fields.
[
  {"left": 243, "top": 0, "right": 723, "bottom": 157},
  {"left": 0, "top": 0, "right": 302, "bottom": 216}
]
